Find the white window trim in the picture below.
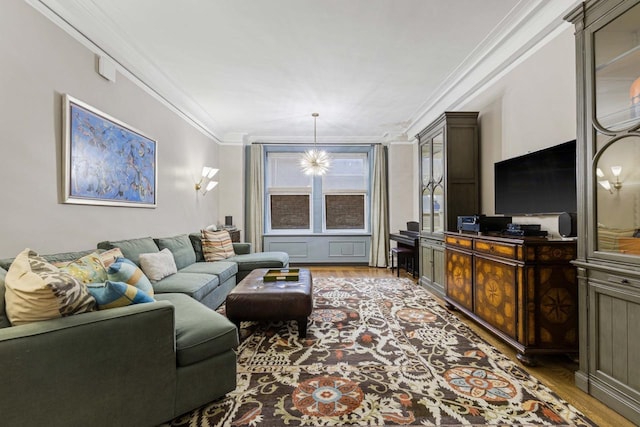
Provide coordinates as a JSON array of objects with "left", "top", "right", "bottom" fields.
[
  {"left": 322, "top": 192, "right": 369, "bottom": 233},
  {"left": 266, "top": 192, "right": 313, "bottom": 234}
]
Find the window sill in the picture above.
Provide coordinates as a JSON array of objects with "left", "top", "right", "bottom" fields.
[{"left": 265, "top": 232, "right": 371, "bottom": 237}]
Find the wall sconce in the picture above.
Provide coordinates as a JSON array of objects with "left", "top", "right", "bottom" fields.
[
  {"left": 195, "top": 166, "right": 218, "bottom": 196},
  {"left": 597, "top": 166, "right": 622, "bottom": 193}
]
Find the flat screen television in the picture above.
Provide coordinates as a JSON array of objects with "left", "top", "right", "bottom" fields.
[{"left": 494, "top": 140, "right": 577, "bottom": 215}]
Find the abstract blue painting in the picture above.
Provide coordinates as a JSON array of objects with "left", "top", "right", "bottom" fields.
[{"left": 63, "top": 95, "right": 157, "bottom": 207}]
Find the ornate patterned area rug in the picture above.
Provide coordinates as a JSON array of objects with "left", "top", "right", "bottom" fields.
[{"left": 170, "top": 277, "right": 594, "bottom": 426}]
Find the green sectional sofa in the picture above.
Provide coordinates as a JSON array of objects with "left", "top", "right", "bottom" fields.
[
  {"left": 98, "top": 233, "right": 289, "bottom": 309},
  {"left": 0, "top": 232, "right": 289, "bottom": 427}
]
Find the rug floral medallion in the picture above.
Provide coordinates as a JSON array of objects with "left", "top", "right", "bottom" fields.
[{"left": 170, "top": 277, "right": 595, "bottom": 427}]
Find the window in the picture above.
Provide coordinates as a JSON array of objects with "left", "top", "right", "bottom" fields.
[
  {"left": 322, "top": 154, "right": 368, "bottom": 231},
  {"left": 265, "top": 148, "right": 370, "bottom": 233},
  {"left": 266, "top": 153, "right": 312, "bottom": 232}
]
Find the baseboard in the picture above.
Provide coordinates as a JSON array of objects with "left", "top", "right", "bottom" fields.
[
  {"left": 589, "top": 376, "right": 640, "bottom": 424},
  {"left": 574, "top": 370, "right": 589, "bottom": 392}
]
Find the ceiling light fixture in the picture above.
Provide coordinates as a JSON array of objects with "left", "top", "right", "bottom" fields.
[{"left": 300, "top": 113, "right": 330, "bottom": 176}]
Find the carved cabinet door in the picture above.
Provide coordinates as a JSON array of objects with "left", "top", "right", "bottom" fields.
[
  {"left": 473, "top": 255, "right": 518, "bottom": 340},
  {"left": 445, "top": 247, "right": 473, "bottom": 311}
]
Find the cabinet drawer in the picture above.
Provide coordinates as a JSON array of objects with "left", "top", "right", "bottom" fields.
[
  {"left": 588, "top": 269, "right": 640, "bottom": 289},
  {"left": 445, "top": 234, "right": 473, "bottom": 250},
  {"left": 474, "top": 239, "right": 520, "bottom": 260}
]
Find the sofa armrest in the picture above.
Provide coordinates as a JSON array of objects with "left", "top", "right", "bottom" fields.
[
  {"left": 0, "top": 301, "right": 177, "bottom": 427},
  {"left": 233, "top": 242, "right": 252, "bottom": 255}
]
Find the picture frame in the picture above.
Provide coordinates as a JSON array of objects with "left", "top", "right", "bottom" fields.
[{"left": 62, "top": 94, "right": 157, "bottom": 208}]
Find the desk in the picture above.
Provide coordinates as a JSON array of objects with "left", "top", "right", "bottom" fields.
[{"left": 389, "top": 231, "right": 418, "bottom": 277}]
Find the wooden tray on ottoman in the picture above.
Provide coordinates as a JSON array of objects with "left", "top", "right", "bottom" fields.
[
  {"left": 263, "top": 268, "right": 300, "bottom": 282},
  {"left": 225, "top": 268, "right": 313, "bottom": 338}
]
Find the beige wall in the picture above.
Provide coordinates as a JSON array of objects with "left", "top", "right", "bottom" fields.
[
  {"left": 387, "top": 143, "right": 416, "bottom": 236},
  {"left": 0, "top": 1, "right": 221, "bottom": 258},
  {"left": 218, "top": 144, "right": 245, "bottom": 238},
  {"left": 461, "top": 26, "right": 577, "bottom": 236}
]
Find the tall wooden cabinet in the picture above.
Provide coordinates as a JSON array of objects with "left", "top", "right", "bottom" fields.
[
  {"left": 417, "top": 112, "right": 479, "bottom": 299},
  {"left": 445, "top": 233, "right": 578, "bottom": 366},
  {"left": 567, "top": 0, "right": 640, "bottom": 422}
]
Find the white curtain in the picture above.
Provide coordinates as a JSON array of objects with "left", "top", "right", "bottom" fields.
[
  {"left": 248, "top": 144, "right": 264, "bottom": 252},
  {"left": 369, "top": 144, "right": 389, "bottom": 267}
]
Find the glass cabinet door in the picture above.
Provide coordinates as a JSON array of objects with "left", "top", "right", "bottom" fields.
[
  {"left": 421, "top": 142, "right": 432, "bottom": 232},
  {"left": 432, "top": 133, "right": 444, "bottom": 234},
  {"left": 593, "top": 3, "right": 640, "bottom": 256},
  {"left": 594, "top": 134, "right": 640, "bottom": 255},
  {"left": 420, "top": 132, "right": 444, "bottom": 235},
  {"left": 594, "top": 3, "right": 640, "bottom": 132}
]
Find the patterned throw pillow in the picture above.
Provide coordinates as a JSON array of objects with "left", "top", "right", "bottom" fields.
[
  {"left": 87, "top": 281, "right": 155, "bottom": 310},
  {"left": 107, "top": 258, "right": 154, "bottom": 297},
  {"left": 201, "top": 229, "right": 236, "bottom": 261},
  {"left": 4, "top": 249, "right": 96, "bottom": 325},
  {"left": 139, "top": 248, "right": 177, "bottom": 282},
  {"left": 59, "top": 252, "right": 108, "bottom": 284}
]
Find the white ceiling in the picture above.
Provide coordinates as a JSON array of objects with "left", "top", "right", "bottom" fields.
[{"left": 32, "top": 0, "right": 580, "bottom": 143}]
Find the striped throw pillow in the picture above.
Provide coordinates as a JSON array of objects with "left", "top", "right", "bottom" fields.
[
  {"left": 107, "top": 257, "right": 154, "bottom": 297},
  {"left": 87, "top": 281, "right": 154, "bottom": 310},
  {"left": 201, "top": 230, "right": 236, "bottom": 261}
]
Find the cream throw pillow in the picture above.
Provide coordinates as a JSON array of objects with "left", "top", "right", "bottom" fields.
[
  {"left": 201, "top": 229, "right": 236, "bottom": 261},
  {"left": 4, "top": 249, "right": 97, "bottom": 325},
  {"left": 139, "top": 248, "right": 177, "bottom": 282}
]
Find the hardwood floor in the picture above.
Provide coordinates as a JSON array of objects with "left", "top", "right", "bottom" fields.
[{"left": 300, "top": 264, "right": 634, "bottom": 427}]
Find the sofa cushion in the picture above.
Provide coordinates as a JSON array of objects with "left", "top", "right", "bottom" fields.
[
  {"left": 155, "top": 293, "right": 238, "bottom": 367},
  {"left": 0, "top": 249, "right": 98, "bottom": 271},
  {"left": 97, "top": 237, "right": 159, "bottom": 266},
  {"left": 139, "top": 248, "right": 177, "bottom": 282},
  {"left": 4, "top": 249, "right": 96, "bottom": 325},
  {"left": 189, "top": 233, "right": 206, "bottom": 262},
  {"left": 155, "top": 234, "right": 196, "bottom": 270},
  {"left": 87, "top": 280, "right": 155, "bottom": 309},
  {"left": 201, "top": 230, "right": 236, "bottom": 261},
  {"left": 180, "top": 261, "right": 238, "bottom": 284},
  {"left": 152, "top": 272, "right": 219, "bottom": 302},
  {"left": 107, "top": 258, "right": 154, "bottom": 297},
  {"left": 228, "top": 251, "right": 290, "bottom": 272},
  {"left": 58, "top": 252, "right": 108, "bottom": 284},
  {"left": 0, "top": 267, "right": 10, "bottom": 328}
]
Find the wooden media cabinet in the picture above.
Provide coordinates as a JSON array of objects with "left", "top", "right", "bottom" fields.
[{"left": 444, "top": 232, "right": 578, "bottom": 365}]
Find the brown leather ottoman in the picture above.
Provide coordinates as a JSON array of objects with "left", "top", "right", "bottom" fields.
[{"left": 225, "top": 268, "right": 313, "bottom": 338}]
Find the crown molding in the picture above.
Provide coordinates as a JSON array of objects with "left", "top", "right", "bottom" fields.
[
  {"left": 248, "top": 135, "right": 384, "bottom": 145},
  {"left": 28, "top": 0, "right": 224, "bottom": 143},
  {"left": 30, "top": 0, "right": 580, "bottom": 146},
  {"left": 405, "top": 0, "right": 581, "bottom": 138}
]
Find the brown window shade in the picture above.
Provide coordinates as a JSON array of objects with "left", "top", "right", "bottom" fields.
[
  {"left": 270, "top": 195, "right": 310, "bottom": 229},
  {"left": 325, "top": 194, "right": 365, "bottom": 229}
]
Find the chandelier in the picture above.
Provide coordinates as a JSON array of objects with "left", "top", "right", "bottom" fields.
[{"left": 300, "top": 113, "right": 330, "bottom": 176}]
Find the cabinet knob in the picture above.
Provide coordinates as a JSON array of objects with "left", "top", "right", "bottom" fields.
[{"left": 490, "top": 245, "right": 495, "bottom": 252}]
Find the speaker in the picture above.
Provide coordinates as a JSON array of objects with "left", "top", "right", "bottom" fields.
[
  {"left": 225, "top": 216, "right": 233, "bottom": 226},
  {"left": 558, "top": 212, "right": 577, "bottom": 237}
]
